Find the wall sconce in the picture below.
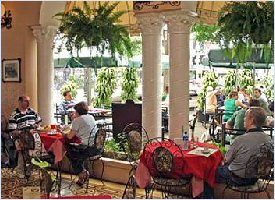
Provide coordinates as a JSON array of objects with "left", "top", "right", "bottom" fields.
[{"left": 1, "top": 4, "right": 12, "bottom": 29}]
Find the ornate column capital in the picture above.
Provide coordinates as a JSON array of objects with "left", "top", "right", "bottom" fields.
[
  {"left": 31, "top": 25, "right": 58, "bottom": 43},
  {"left": 135, "top": 13, "right": 164, "bottom": 35},
  {"left": 165, "top": 10, "right": 197, "bottom": 34}
]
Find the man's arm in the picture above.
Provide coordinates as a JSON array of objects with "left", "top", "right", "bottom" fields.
[
  {"left": 224, "top": 139, "right": 239, "bottom": 164},
  {"left": 7, "top": 111, "right": 17, "bottom": 132}
]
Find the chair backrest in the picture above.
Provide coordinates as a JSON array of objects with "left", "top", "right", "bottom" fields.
[
  {"left": 146, "top": 138, "right": 185, "bottom": 179},
  {"left": 262, "top": 126, "right": 274, "bottom": 139},
  {"left": 245, "top": 142, "right": 274, "bottom": 181},
  {"left": 221, "top": 123, "right": 246, "bottom": 146},
  {"left": 94, "top": 128, "right": 107, "bottom": 152},
  {"left": 122, "top": 123, "right": 149, "bottom": 163},
  {"left": 153, "top": 146, "right": 173, "bottom": 177}
]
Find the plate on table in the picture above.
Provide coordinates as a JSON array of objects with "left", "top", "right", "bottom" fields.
[
  {"left": 201, "top": 149, "right": 211, "bottom": 154},
  {"left": 187, "top": 147, "right": 217, "bottom": 157},
  {"left": 47, "top": 132, "right": 57, "bottom": 136}
]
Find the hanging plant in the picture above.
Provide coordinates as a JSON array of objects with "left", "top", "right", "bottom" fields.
[
  {"left": 192, "top": 23, "right": 220, "bottom": 43},
  {"left": 121, "top": 68, "right": 139, "bottom": 102},
  {"left": 197, "top": 71, "right": 218, "bottom": 111},
  {"left": 218, "top": 1, "right": 273, "bottom": 45},
  {"left": 217, "top": 1, "right": 274, "bottom": 65},
  {"left": 94, "top": 68, "right": 117, "bottom": 108},
  {"left": 54, "top": 1, "right": 133, "bottom": 58}
]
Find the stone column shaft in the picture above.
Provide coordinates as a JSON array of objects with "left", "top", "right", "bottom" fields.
[
  {"left": 136, "top": 13, "right": 164, "bottom": 138},
  {"left": 166, "top": 11, "right": 196, "bottom": 140},
  {"left": 32, "top": 25, "right": 57, "bottom": 125}
]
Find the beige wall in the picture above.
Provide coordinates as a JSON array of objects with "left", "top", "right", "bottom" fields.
[{"left": 1, "top": 1, "right": 41, "bottom": 117}]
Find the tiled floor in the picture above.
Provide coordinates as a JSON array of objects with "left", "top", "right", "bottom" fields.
[{"left": 1, "top": 168, "right": 163, "bottom": 199}]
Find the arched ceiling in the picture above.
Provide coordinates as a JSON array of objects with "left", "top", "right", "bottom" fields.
[
  {"left": 40, "top": 1, "right": 67, "bottom": 26},
  {"left": 40, "top": 1, "right": 227, "bottom": 34}
]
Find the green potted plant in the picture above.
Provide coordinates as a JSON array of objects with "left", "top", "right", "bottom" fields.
[
  {"left": 121, "top": 68, "right": 139, "bottom": 102},
  {"left": 94, "top": 68, "right": 117, "bottom": 108},
  {"left": 103, "top": 138, "right": 127, "bottom": 161},
  {"left": 258, "top": 76, "right": 274, "bottom": 102}
]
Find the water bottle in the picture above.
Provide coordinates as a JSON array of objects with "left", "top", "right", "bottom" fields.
[
  {"left": 182, "top": 131, "right": 189, "bottom": 150},
  {"left": 65, "top": 114, "right": 69, "bottom": 125}
]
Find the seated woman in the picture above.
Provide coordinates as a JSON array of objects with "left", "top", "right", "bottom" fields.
[
  {"left": 64, "top": 101, "right": 98, "bottom": 186},
  {"left": 223, "top": 91, "right": 247, "bottom": 122}
]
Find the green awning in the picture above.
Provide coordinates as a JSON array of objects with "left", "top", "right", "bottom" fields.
[
  {"left": 54, "top": 57, "right": 118, "bottom": 68},
  {"left": 66, "top": 57, "right": 84, "bottom": 68},
  {"left": 207, "top": 48, "right": 273, "bottom": 69}
]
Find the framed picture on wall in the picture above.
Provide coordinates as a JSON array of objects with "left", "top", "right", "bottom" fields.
[{"left": 2, "top": 58, "right": 21, "bottom": 82}]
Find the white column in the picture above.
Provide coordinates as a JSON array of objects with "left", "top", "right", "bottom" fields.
[
  {"left": 166, "top": 11, "right": 196, "bottom": 140},
  {"left": 32, "top": 25, "right": 57, "bottom": 125},
  {"left": 136, "top": 13, "right": 164, "bottom": 138}
]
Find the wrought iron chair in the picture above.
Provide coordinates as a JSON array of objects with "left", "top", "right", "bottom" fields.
[
  {"left": 121, "top": 123, "right": 149, "bottom": 199},
  {"left": 220, "top": 122, "right": 246, "bottom": 146},
  {"left": 222, "top": 142, "right": 274, "bottom": 199},
  {"left": 85, "top": 126, "right": 107, "bottom": 189},
  {"left": 65, "top": 125, "right": 107, "bottom": 192},
  {"left": 145, "top": 137, "right": 192, "bottom": 199}
]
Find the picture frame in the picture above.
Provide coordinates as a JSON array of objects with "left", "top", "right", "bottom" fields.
[{"left": 2, "top": 58, "right": 21, "bottom": 82}]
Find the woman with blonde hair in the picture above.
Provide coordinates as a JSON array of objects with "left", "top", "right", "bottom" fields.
[{"left": 223, "top": 91, "right": 247, "bottom": 122}]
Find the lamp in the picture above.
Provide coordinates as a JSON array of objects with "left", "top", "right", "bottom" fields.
[{"left": 1, "top": 3, "right": 12, "bottom": 29}]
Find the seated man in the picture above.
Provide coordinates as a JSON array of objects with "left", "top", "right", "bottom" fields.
[
  {"left": 226, "top": 99, "right": 260, "bottom": 143},
  {"left": 8, "top": 95, "right": 42, "bottom": 177},
  {"left": 217, "top": 107, "right": 273, "bottom": 186},
  {"left": 204, "top": 107, "right": 273, "bottom": 198},
  {"left": 58, "top": 90, "right": 76, "bottom": 124},
  {"left": 253, "top": 88, "right": 271, "bottom": 116}
]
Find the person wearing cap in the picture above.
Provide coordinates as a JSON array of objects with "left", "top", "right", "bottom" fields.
[{"left": 7, "top": 95, "right": 42, "bottom": 178}]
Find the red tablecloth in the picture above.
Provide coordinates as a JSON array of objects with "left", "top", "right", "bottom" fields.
[
  {"left": 40, "top": 132, "right": 65, "bottom": 151},
  {"left": 140, "top": 141, "right": 223, "bottom": 188},
  {"left": 40, "top": 132, "right": 66, "bottom": 164}
]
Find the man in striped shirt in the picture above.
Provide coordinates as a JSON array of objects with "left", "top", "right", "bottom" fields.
[
  {"left": 7, "top": 95, "right": 42, "bottom": 178},
  {"left": 8, "top": 96, "right": 41, "bottom": 131}
]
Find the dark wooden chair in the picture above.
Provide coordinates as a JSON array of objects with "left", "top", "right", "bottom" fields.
[{"left": 222, "top": 142, "right": 274, "bottom": 199}]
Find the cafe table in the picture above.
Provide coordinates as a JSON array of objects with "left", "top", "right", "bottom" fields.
[
  {"left": 136, "top": 141, "right": 224, "bottom": 197},
  {"left": 39, "top": 131, "right": 81, "bottom": 195}
]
